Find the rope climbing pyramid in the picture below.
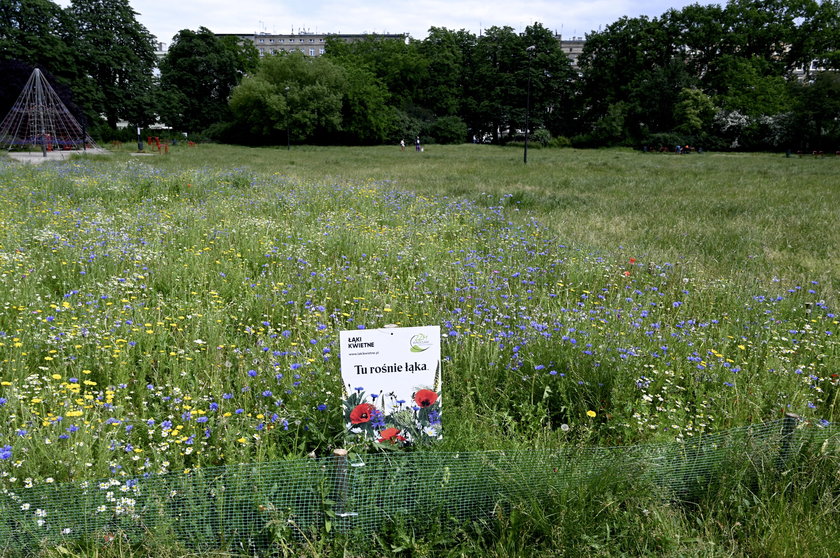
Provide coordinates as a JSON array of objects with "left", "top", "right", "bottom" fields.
[{"left": 0, "top": 68, "right": 102, "bottom": 159}]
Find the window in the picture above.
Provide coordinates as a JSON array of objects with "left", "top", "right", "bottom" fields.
[
  {"left": 319, "top": 48, "right": 325, "bottom": 55},
  {"left": 309, "top": 48, "right": 315, "bottom": 56}
]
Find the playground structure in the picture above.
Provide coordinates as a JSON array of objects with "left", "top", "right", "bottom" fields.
[{"left": 0, "top": 68, "right": 101, "bottom": 158}]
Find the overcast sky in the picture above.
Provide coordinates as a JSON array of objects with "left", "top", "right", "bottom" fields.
[{"left": 56, "top": 0, "right": 713, "bottom": 46}]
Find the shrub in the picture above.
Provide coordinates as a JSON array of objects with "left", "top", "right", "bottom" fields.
[{"left": 427, "top": 116, "right": 469, "bottom": 145}]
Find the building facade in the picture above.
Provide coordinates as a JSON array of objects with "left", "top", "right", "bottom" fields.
[{"left": 217, "top": 31, "right": 407, "bottom": 57}]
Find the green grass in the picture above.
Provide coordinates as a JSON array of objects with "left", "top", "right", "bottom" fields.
[
  {"left": 0, "top": 144, "right": 838, "bottom": 556},
  {"left": 107, "top": 143, "right": 840, "bottom": 293}
]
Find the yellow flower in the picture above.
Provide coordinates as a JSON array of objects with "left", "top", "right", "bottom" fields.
[{"left": 586, "top": 410, "right": 597, "bottom": 418}]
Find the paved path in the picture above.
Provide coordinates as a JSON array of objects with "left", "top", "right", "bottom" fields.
[{"left": 5, "top": 148, "right": 109, "bottom": 164}]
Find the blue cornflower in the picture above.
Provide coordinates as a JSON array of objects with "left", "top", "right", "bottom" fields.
[
  {"left": 0, "top": 445, "right": 11, "bottom": 460},
  {"left": 247, "top": 369, "right": 258, "bottom": 377},
  {"left": 317, "top": 404, "right": 328, "bottom": 411}
]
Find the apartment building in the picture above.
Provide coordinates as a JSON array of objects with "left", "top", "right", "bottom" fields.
[{"left": 218, "top": 31, "right": 407, "bottom": 57}]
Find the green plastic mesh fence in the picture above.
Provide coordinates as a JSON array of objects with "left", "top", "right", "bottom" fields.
[{"left": 0, "top": 417, "right": 836, "bottom": 553}]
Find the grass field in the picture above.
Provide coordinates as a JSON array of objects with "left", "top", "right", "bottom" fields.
[{"left": 0, "top": 144, "right": 838, "bottom": 556}]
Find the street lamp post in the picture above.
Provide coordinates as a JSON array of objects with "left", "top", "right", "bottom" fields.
[
  {"left": 524, "top": 45, "right": 536, "bottom": 164},
  {"left": 285, "top": 86, "right": 291, "bottom": 150}
]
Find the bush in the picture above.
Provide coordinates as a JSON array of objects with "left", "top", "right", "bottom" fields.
[
  {"left": 427, "top": 116, "right": 469, "bottom": 144},
  {"left": 531, "top": 128, "right": 552, "bottom": 147},
  {"left": 549, "top": 136, "right": 572, "bottom": 148}
]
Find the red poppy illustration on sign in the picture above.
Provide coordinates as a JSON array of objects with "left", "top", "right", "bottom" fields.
[{"left": 340, "top": 326, "right": 442, "bottom": 446}]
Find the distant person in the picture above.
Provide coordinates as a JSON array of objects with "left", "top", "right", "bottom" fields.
[
  {"left": 400, "top": 139, "right": 405, "bottom": 151},
  {"left": 415, "top": 137, "right": 421, "bottom": 152}
]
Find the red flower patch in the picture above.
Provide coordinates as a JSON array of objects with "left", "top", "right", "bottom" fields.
[
  {"left": 378, "top": 427, "right": 406, "bottom": 443},
  {"left": 414, "top": 389, "right": 438, "bottom": 408},
  {"left": 349, "top": 403, "right": 375, "bottom": 424}
]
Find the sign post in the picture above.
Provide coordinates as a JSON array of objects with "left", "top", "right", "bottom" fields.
[{"left": 340, "top": 325, "right": 441, "bottom": 445}]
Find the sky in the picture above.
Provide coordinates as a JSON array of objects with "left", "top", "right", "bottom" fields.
[{"left": 55, "top": 0, "right": 711, "bottom": 47}]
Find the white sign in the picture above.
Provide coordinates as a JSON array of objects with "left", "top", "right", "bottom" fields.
[{"left": 340, "top": 325, "right": 441, "bottom": 444}]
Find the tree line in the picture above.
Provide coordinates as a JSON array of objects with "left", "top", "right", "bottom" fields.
[{"left": 2, "top": 0, "right": 838, "bottom": 151}]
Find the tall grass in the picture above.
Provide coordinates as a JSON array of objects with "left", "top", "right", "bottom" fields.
[{"left": 0, "top": 146, "right": 837, "bottom": 556}]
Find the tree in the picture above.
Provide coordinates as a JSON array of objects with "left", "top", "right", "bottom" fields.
[
  {"left": 673, "top": 87, "right": 716, "bottom": 136},
  {"left": 158, "top": 27, "right": 258, "bottom": 133},
  {"left": 519, "top": 23, "right": 576, "bottom": 138},
  {"left": 469, "top": 25, "right": 525, "bottom": 142},
  {"left": 0, "top": 0, "right": 74, "bottom": 81},
  {"left": 326, "top": 34, "right": 428, "bottom": 110},
  {"left": 66, "top": 0, "right": 157, "bottom": 128},
  {"left": 337, "top": 63, "right": 393, "bottom": 144},
  {"left": 416, "top": 27, "right": 473, "bottom": 117},
  {"left": 578, "top": 16, "right": 692, "bottom": 143},
  {"left": 230, "top": 52, "right": 347, "bottom": 144},
  {"left": 789, "top": 71, "right": 840, "bottom": 149}
]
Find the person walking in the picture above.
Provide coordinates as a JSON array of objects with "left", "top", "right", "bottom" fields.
[
  {"left": 415, "top": 137, "right": 421, "bottom": 152},
  {"left": 400, "top": 139, "right": 405, "bottom": 151}
]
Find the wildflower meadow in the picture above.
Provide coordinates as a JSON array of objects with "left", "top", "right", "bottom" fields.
[{"left": 0, "top": 146, "right": 838, "bottom": 556}]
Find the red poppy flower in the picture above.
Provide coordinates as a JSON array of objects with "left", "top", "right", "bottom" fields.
[
  {"left": 378, "top": 427, "right": 406, "bottom": 443},
  {"left": 414, "top": 389, "right": 438, "bottom": 408},
  {"left": 349, "top": 403, "right": 375, "bottom": 424},
  {"left": 629, "top": 258, "right": 636, "bottom": 264},
  {"left": 623, "top": 271, "right": 631, "bottom": 277}
]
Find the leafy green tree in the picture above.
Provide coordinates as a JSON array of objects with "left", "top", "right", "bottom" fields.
[
  {"left": 337, "top": 63, "right": 393, "bottom": 144},
  {"left": 789, "top": 71, "right": 840, "bottom": 149},
  {"left": 520, "top": 23, "right": 576, "bottom": 138},
  {"left": 722, "top": 0, "right": 815, "bottom": 73},
  {"left": 325, "top": 35, "right": 427, "bottom": 109},
  {"left": 230, "top": 52, "right": 348, "bottom": 143},
  {"left": 0, "top": 0, "right": 74, "bottom": 81},
  {"left": 158, "top": 27, "right": 258, "bottom": 133},
  {"left": 416, "top": 27, "right": 473, "bottom": 117},
  {"left": 661, "top": 4, "right": 728, "bottom": 80},
  {"left": 426, "top": 115, "right": 468, "bottom": 144},
  {"left": 66, "top": 0, "right": 157, "bottom": 127},
  {"left": 709, "top": 55, "right": 792, "bottom": 117},
  {"left": 673, "top": 87, "right": 716, "bottom": 136},
  {"left": 469, "top": 25, "right": 525, "bottom": 142},
  {"left": 791, "top": 0, "right": 840, "bottom": 74},
  {"left": 578, "top": 16, "right": 692, "bottom": 143}
]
